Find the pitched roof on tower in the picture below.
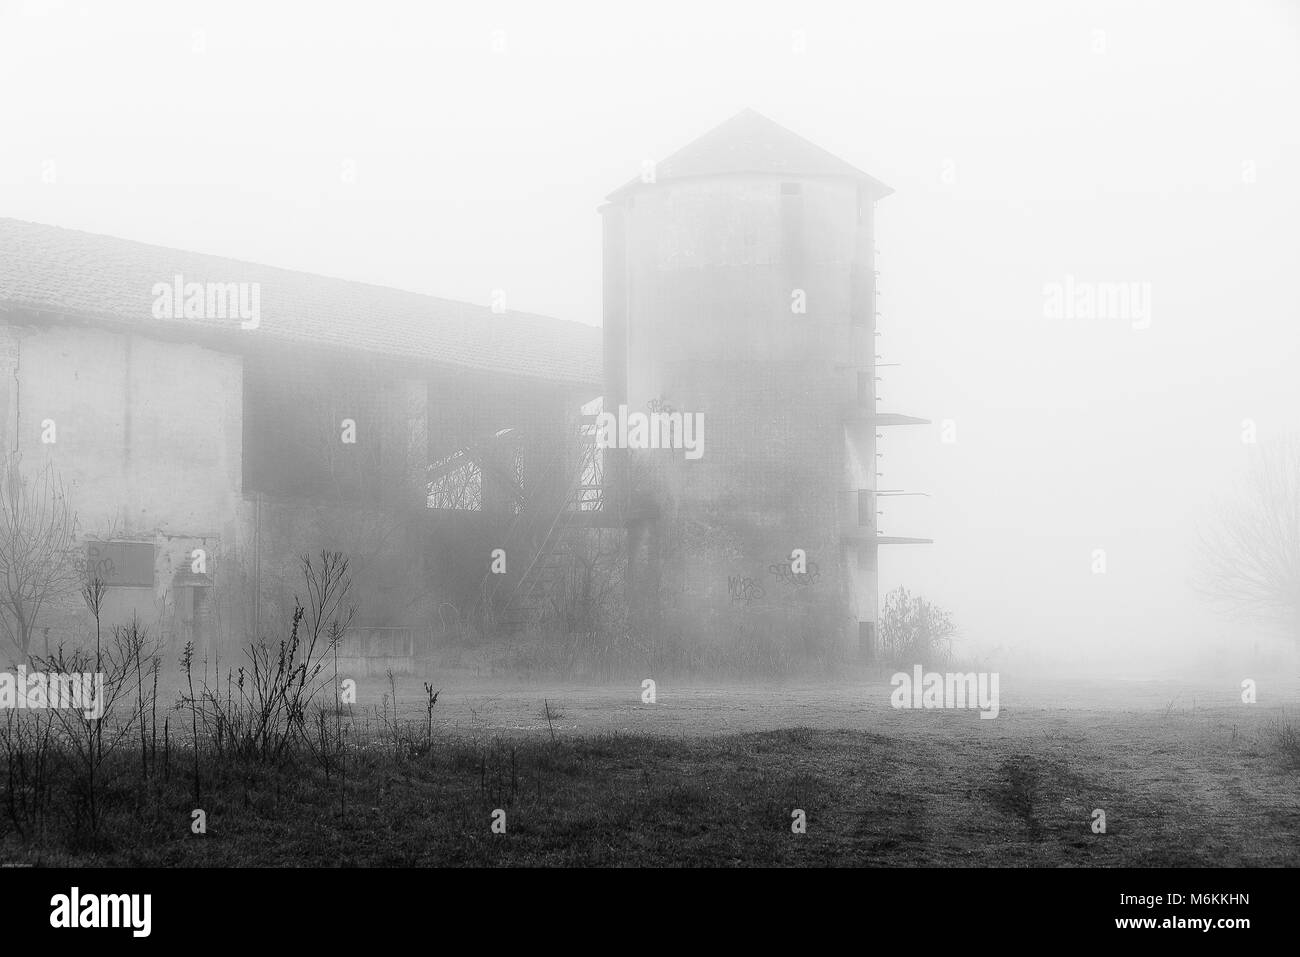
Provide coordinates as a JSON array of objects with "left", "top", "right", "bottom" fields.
[{"left": 606, "top": 108, "right": 892, "bottom": 200}]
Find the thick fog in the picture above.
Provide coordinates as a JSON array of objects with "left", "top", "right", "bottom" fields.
[{"left": 3, "top": 0, "right": 1296, "bottom": 676}]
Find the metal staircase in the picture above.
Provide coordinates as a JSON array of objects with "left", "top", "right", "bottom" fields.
[{"left": 475, "top": 413, "right": 606, "bottom": 635}]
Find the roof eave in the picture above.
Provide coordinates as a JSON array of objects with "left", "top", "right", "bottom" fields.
[
  {"left": 604, "top": 170, "right": 894, "bottom": 204},
  {"left": 0, "top": 300, "right": 603, "bottom": 392}
]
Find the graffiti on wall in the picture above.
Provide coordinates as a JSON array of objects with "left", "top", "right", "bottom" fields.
[
  {"left": 646, "top": 396, "right": 677, "bottom": 416},
  {"left": 769, "top": 559, "right": 820, "bottom": 587},
  {"left": 727, "top": 575, "right": 766, "bottom": 603}
]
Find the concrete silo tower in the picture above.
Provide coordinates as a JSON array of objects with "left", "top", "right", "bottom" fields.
[{"left": 600, "top": 109, "right": 929, "bottom": 666}]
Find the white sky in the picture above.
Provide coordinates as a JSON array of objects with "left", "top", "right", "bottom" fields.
[{"left": 2, "top": 0, "right": 1298, "bottom": 672}]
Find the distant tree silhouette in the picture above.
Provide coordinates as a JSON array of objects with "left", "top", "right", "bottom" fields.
[{"left": 1196, "top": 436, "right": 1300, "bottom": 642}]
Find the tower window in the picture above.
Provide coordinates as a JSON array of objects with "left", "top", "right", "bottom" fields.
[
  {"left": 859, "top": 621, "right": 876, "bottom": 660},
  {"left": 858, "top": 489, "right": 874, "bottom": 528}
]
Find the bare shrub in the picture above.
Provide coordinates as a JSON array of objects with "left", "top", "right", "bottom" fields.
[
  {"left": 31, "top": 615, "right": 162, "bottom": 838},
  {"left": 0, "top": 708, "right": 58, "bottom": 842},
  {"left": 188, "top": 551, "right": 355, "bottom": 764},
  {"left": 0, "top": 455, "right": 81, "bottom": 660},
  {"left": 877, "top": 586, "right": 957, "bottom": 668}
]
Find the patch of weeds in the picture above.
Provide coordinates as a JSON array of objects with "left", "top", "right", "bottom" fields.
[
  {"left": 998, "top": 756, "right": 1042, "bottom": 832},
  {"left": 1271, "top": 715, "right": 1300, "bottom": 768}
]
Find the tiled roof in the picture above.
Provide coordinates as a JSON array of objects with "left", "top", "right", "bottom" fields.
[
  {"left": 0, "top": 218, "right": 602, "bottom": 388},
  {"left": 607, "top": 108, "right": 892, "bottom": 200}
]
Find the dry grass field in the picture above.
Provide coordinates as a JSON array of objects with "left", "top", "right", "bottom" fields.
[{"left": 4, "top": 670, "right": 1297, "bottom": 867}]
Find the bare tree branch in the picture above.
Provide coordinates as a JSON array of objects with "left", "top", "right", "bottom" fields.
[
  {"left": 0, "top": 454, "right": 81, "bottom": 659},
  {"left": 1194, "top": 436, "right": 1300, "bottom": 641}
]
